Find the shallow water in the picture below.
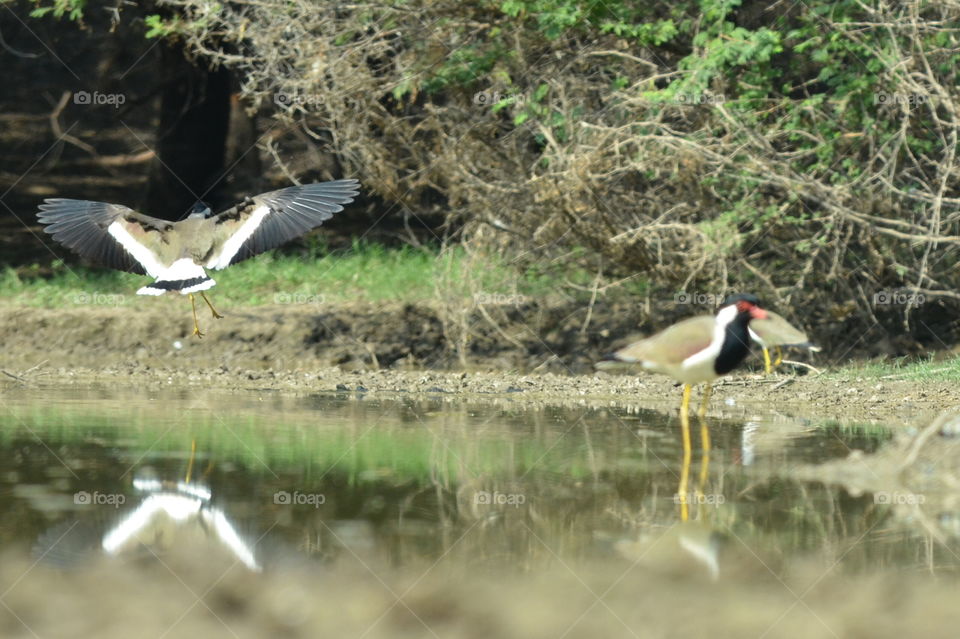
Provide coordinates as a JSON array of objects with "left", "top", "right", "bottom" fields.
[{"left": 0, "top": 386, "right": 956, "bottom": 638}]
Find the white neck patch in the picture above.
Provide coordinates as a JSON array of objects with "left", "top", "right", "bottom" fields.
[{"left": 679, "top": 304, "right": 740, "bottom": 372}]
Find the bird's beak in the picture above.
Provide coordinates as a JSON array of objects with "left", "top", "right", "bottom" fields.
[{"left": 750, "top": 306, "right": 769, "bottom": 320}]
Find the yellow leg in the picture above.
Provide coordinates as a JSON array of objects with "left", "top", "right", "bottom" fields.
[
  {"left": 185, "top": 439, "right": 196, "bottom": 484},
  {"left": 697, "top": 415, "right": 711, "bottom": 496},
  {"left": 678, "top": 405, "right": 692, "bottom": 522},
  {"left": 189, "top": 294, "right": 204, "bottom": 338},
  {"left": 698, "top": 384, "right": 712, "bottom": 419},
  {"left": 200, "top": 291, "right": 224, "bottom": 319},
  {"left": 762, "top": 347, "right": 772, "bottom": 374},
  {"left": 680, "top": 383, "right": 692, "bottom": 416},
  {"left": 773, "top": 345, "right": 783, "bottom": 368}
]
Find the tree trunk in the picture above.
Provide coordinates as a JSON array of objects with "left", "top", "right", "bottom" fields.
[{"left": 144, "top": 42, "right": 230, "bottom": 219}]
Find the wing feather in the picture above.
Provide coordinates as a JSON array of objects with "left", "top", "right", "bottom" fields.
[
  {"left": 207, "top": 179, "right": 359, "bottom": 269},
  {"left": 613, "top": 316, "right": 717, "bottom": 366},
  {"left": 37, "top": 199, "right": 172, "bottom": 277}
]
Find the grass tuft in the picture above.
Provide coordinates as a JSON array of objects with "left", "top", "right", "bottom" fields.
[{"left": 825, "top": 356, "right": 960, "bottom": 382}]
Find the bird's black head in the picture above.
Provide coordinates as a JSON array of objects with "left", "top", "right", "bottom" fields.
[
  {"left": 188, "top": 201, "right": 212, "bottom": 219},
  {"left": 721, "top": 293, "right": 761, "bottom": 308},
  {"left": 719, "top": 293, "right": 767, "bottom": 320}
]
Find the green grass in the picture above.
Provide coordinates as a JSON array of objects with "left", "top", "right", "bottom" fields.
[
  {"left": 824, "top": 356, "right": 960, "bottom": 382},
  {"left": 0, "top": 242, "right": 556, "bottom": 309}
]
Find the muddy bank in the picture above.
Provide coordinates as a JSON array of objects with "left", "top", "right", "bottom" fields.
[
  {"left": 4, "top": 363, "right": 956, "bottom": 426},
  {"left": 0, "top": 298, "right": 906, "bottom": 374},
  {"left": 1, "top": 300, "right": 620, "bottom": 373},
  {"left": 1, "top": 303, "right": 957, "bottom": 425}
]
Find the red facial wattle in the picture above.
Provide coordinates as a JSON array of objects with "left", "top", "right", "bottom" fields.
[{"left": 735, "top": 300, "right": 768, "bottom": 319}]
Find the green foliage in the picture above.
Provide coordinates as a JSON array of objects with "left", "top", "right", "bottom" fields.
[
  {"left": 144, "top": 14, "right": 184, "bottom": 39},
  {"left": 17, "top": 0, "right": 941, "bottom": 182},
  {"left": 499, "top": 0, "right": 684, "bottom": 44},
  {"left": 600, "top": 18, "right": 677, "bottom": 46},
  {"left": 419, "top": 44, "right": 506, "bottom": 94},
  {"left": 500, "top": 82, "right": 563, "bottom": 132},
  {"left": 18, "top": 0, "right": 86, "bottom": 20},
  {"left": 500, "top": 0, "right": 586, "bottom": 39}
]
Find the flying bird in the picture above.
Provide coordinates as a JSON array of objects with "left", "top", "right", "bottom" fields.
[{"left": 37, "top": 179, "right": 359, "bottom": 337}]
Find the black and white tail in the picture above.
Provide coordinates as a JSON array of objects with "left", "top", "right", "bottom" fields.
[{"left": 137, "top": 258, "right": 215, "bottom": 296}]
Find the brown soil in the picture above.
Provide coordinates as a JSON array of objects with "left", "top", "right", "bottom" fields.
[{"left": 1, "top": 303, "right": 956, "bottom": 426}]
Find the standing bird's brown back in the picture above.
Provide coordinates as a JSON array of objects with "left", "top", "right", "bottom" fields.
[{"left": 611, "top": 316, "right": 717, "bottom": 366}]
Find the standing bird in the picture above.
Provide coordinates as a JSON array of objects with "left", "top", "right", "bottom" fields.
[
  {"left": 595, "top": 294, "right": 768, "bottom": 416},
  {"left": 596, "top": 294, "right": 767, "bottom": 523},
  {"left": 748, "top": 311, "right": 820, "bottom": 374},
  {"left": 37, "top": 179, "right": 359, "bottom": 337}
]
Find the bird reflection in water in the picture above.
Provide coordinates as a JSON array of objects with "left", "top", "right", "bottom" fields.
[
  {"left": 676, "top": 405, "right": 713, "bottom": 524},
  {"left": 34, "top": 441, "right": 260, "bottom": 572},
  {"left": 616, "top": 409, "right": 723, "bottom": 582}
]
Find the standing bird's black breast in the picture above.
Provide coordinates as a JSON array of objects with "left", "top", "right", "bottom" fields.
[{"left": 713, "top": 315, "right": 754, "bottom": 375}]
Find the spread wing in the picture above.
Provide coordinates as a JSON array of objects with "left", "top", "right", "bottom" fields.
[
  {"left": 37, "top": 199, "right": 173, "bottom": 277},
  {"left": 205, "top": 179, "right": 360, "bottom": 269},
  {"left": 612, "top": 315, "right": 717, "bottom": 366}
]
